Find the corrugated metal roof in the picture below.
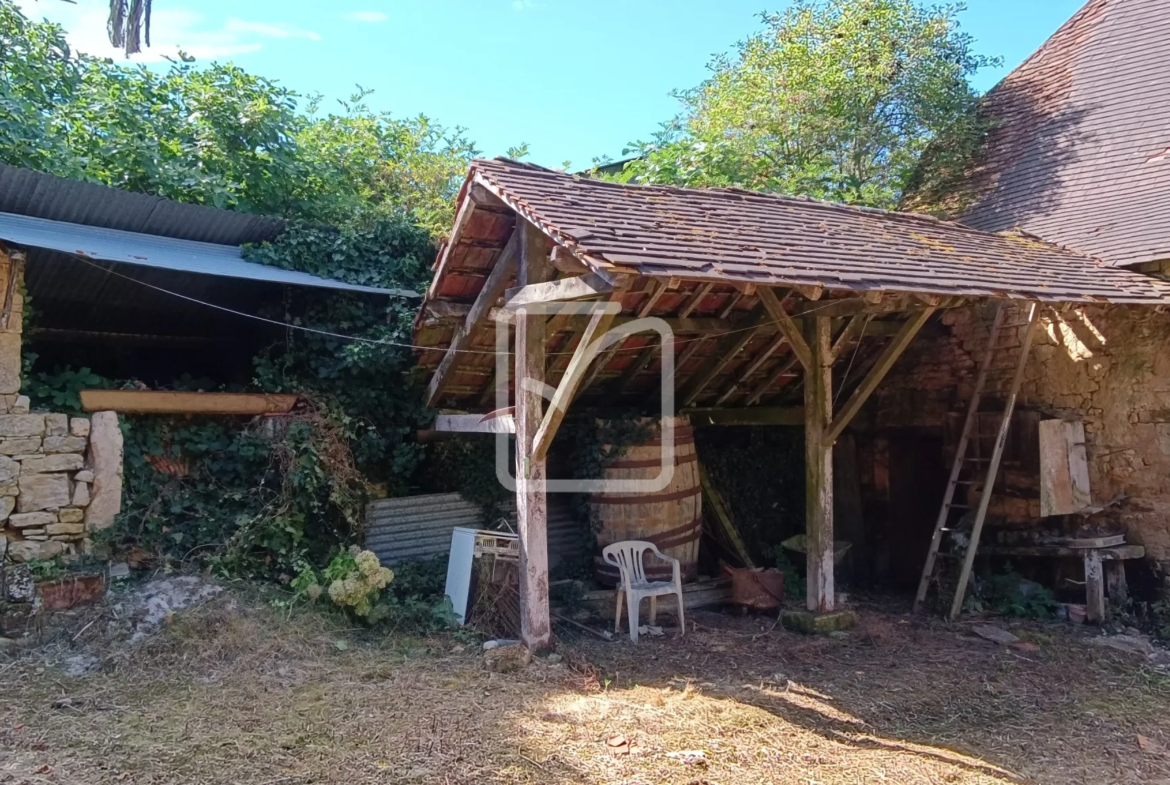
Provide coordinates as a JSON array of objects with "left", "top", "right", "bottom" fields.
[
  {"left": 365, "top": 492, "right": 586, "bottom": 566},
  {"left": 0, "top": 211, "right": 415, "bottom": 297},
  {"left": 909, "top": 0, "right": 1170, "bottom": 268},
  {"left": 0, "top": 164, "right": 283, "bottom": 246},
  {"left": 466, "top": 158, "right": 1170, "bottom": 304}
]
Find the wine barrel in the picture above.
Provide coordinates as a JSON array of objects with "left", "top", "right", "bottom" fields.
[{"left": 592, "top": 417, "right": 701, "bottom": 586}]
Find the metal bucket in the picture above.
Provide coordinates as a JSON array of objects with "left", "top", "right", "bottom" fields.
[{"left": 729, "top": 567, "right": 785, "bottom": 610}]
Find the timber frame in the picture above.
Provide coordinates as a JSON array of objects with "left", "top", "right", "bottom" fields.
[{"left": 413, "top": 159, "right": 1170, "bottom": 649}]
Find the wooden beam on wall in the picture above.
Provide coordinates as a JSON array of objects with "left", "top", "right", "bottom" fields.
[
  {"left": 426, "top": 231, "right": 519, "bottom": 407},
  {"left": 79, "top": 390, "right": 297, "bottom": 415},
  {"left": 824, "top": 307, "right": 936, "bottom": 445},
  {"left": 514, "top": 219, "right": 553, "bottom": 652}
]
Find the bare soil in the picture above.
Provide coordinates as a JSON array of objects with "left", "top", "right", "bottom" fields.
[{"left": 0, "top": 584, "right": 1167, "bottom": 784}]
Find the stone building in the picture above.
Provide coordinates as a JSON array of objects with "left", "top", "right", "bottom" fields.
[{"left": 861, "top": 0, "right": 1170, "bottom": 589}]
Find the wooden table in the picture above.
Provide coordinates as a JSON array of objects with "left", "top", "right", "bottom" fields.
[{"left": 978, "top": 544, "right": 1144, "bottom": 623}]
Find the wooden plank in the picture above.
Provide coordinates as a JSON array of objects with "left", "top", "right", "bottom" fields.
[
  {"left": 1104, "top": 560, "right": 1128, "bottom": 603},
  {"left": 1085, "top": 550, "right": 1105, "bottom": 623},
  {"left": 79, "top": 390, "right": 297, "bottom": 415},
  {"left": 679, "top": 314, "right": 767, "bottom": 406},
  {"left": 504, "top": 272, "right": 613, "bottom": 308},
  {"left": 514, "top": 220, "right": 553, "bottom": 652},
  {"left": 745, "top": 354, "right": 801, "bottom": 406},
  {"left": 1040, "top": 419, "right": 1091, "bottom": 516},
  {"left": 531, "top": 294, "right": 623, "bottom": 461},
  {"left": 678, "top": 282, "right": 714, "bottom": 318},
  {"left": 685, "top": 407, "right": 804, "bottom": 426},
  {"left": 980, "top": 544, "right": 1144, "bottom": 560},
  {"left": 637, "top": 279, "right": 667, "bottom": 317},
  {"left": 830, "top": 315, "right": 868, "bottom": 361},
  {"left": 805, "top": 316, "right": 835, "bottom": 613},
  {"left": 618, "top": 342, "right": 660, "bottom": 393},
  {"left": 432, "top": 412, "right": 516, "bottom": 434},
  {"left": 757, "top": 287, "right": 811, "bottom": 371},
  {"left": 698, "top": 462, "right": 754, "bottom": 568},
  {"left": 714, "top": 334, "right": 789, "bottom": 405},
  {"left": 426, "top": 231, "right": 519, "bottom": 406},
  {"left": 825, "top": 307, "right": 936, "bottom": 445}
]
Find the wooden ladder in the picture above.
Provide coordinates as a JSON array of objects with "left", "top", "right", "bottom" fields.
[{"left": 913, "top": 302, "right": 1043, "bottom": 620}]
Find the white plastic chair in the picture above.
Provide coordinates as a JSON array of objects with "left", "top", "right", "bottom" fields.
[{"left": 602, "top": 540, "right": 686, "bottom": 643}]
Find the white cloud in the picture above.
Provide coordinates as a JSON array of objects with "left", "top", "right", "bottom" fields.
[
  {"left": 15, "top": 2, "right": 319, "bottom": 62},
  {"left": 222, "top": 18, "right": 321, "bottom": 41},
  {"left": 342, "top": 11, "right": 389, "bottom": 23},
  {"left": 512, "top": 0, "right": 534, "bottom": 9}
]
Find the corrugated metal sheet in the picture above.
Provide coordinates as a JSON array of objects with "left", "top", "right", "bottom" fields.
[
  {"left": 365, "top": 492, "right": 587, "bottom": 566},
  {"left": 0, "top": 212, "right": 414, "bottom": 297},
  {"left": 0, "top": 164, "right": 283, "bottom": 246}
]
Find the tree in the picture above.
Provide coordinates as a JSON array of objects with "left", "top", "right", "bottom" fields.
[
  {"left": 1, "top": 2, "right": 477, "bottom": 234},
  {"left": 618, "top": 0, "right": 998, "bottom": 209}
]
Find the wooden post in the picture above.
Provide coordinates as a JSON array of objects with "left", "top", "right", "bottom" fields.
[
  {"left": 1085, "top": 550, "right": 1106, "bottom": 624},
  {"left": 805, "top": 316, "right": 835, "bottom": 613},
  {"left": 514, "top": 220, "right": 553, "bottom": 651}
]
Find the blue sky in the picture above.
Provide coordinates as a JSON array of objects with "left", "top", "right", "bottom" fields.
[{"left": 21, "top": 0, "right": 1085, "bottom": 168}]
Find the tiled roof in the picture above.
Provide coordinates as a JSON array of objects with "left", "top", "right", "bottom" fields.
[
  {"left": 924, "top": 0, "right": 1170, "bottom": 267},
  {"left": 469, "top": 158, "right": 1170, "bottom": 304}
]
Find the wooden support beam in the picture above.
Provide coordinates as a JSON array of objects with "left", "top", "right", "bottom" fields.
[
  {"left": 714, "top": 334, "right": 788, "bottom": 405},
  {"left": 745, "top": 354, "right": 801, "bottom": 406},
  {"left": 637, "top": 279, "right": 667, "bottom": 317},
  {"left": 698, "top": 462, "right": 755, "bottom": 568},
  {"left": 426, "top": 231, "right": 518, "bottom": 406},
  {"left": 830, "top": 315, "right": 868, "bottom": 361},
  {"left": 685, "top": 407, "right": 805, "bottom": 426},
  {"left": 79, "top": 390, "right": 297, "bottom": 415},
  {"left": 805, "top": 316, "right": 835, "bottom": 613},
  {"left": 824, "top": 307, "right": 936, "bottom": 445},
  {"left": 530, "top": 295, "right": 623, "bottom": 461},
  {"left": 667, "top": 336, "right": 711, "bottom": 398},
  {"left": 514, "top": 220, "right": 553, "bottom": 652},
  {"left": 431, "top": 412, "right": 516, "bottom": 434},
  {"left": 679, "top": 313, "right": 767, "bottom": 406},
  {"left": 757, "top": 287, "right": 811, "bottom": 371},
  {"left": 505, "top": 272, "right": 614, "bottom": 308},
  {"left": 618, "top": 341, "right": 660, "bottom": 393},
  {"left": 678, "top": 282, "right": 714, "bottom": 318}
]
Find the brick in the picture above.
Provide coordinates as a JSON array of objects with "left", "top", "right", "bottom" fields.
[
  {"left": 57, "top": 507, "right": 84, "bottom": 523},
  {"left": 69, "top": 417, "right": 90, "bottom": 438}
]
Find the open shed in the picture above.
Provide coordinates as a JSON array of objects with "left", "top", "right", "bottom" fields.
[{"left": 415, "top": 158, "right": 1170, "bottom": 649}]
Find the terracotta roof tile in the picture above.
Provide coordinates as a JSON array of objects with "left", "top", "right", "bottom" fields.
[
  {"left": 469, "top": 158, "right": 1170, "bottom": 304},
  {"left": 940, "top": 0, "right": 1170, "bottom": 267}
]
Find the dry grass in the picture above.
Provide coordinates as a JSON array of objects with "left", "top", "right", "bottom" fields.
[{"left": 0, "top": 586, "right": 1168, "bottom": 784}]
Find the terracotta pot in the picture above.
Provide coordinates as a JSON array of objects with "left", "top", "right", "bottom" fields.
[{"left": 729, "top": 567, "right": 785, "bottom": 610}]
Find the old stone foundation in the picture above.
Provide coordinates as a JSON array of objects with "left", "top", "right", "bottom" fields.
[
  {"left": 0, "top": 248, "right": 122, "bottom": 563},
  {"left": 0, "top": 404, "right": 122, "bottom": 562}
]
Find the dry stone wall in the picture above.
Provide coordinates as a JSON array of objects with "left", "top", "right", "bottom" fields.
[
  {"left": 0, "top": 250, "right": 123, "bottom": 563},
  {"left": 871, "top": 302, "right": 1170, "bottom": 569}
]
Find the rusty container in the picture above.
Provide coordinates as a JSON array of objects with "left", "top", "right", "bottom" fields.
[
  {"left": 729, "top": 567, "right": 786, "bottom": 610},
  {"left": 37, "top": 574, "right": 106, "bottom": 611},
  {"left": 592, "top": 417, "right": 701, "bottom": 587}
]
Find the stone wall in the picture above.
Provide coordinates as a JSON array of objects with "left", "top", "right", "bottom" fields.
[
  {"left": 0, "top": 249, "right": 123, "bottom": 563},
  {"left": 867, "top": 301, "right": 1170, "bottom": 570}
]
